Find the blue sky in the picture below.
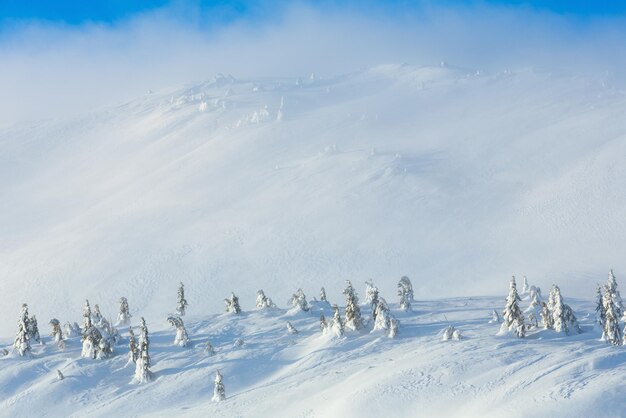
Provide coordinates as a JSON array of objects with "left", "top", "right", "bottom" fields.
[{"left": 2, "top": 0, "right": 626, "bottom": 26}]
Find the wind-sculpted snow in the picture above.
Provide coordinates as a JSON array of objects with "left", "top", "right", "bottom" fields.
[{"left": 1, "top": 296, "right": 625, "bottom": 417}]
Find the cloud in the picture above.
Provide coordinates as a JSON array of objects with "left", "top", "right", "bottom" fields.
[{"left": 1, "top": 1, "right": 625, "bottom": 126}]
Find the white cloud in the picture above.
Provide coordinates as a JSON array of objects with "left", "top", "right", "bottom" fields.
[{"left": 1, "top": 1, "right": 625, "bottom": 126}]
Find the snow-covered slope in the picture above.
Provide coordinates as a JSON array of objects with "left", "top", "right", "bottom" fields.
[
  {"left": 2, "top": 65, "right": 626, "bottom": 338},
  {"left": 2, "top": 64, "right": 626, "bottom": 416},
  {"left": 1, "top": 293, "right": 625, "bottom": 418}
]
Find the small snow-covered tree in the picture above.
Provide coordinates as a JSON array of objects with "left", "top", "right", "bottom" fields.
[
  {"left": 607, "top": 269, "right": 623, "bottom": 318},
  {"left": 28, "top": 314, "right": 41, "bottom": 344},
  {"left": 603, "top": 288, "right": 622, "bottom": 346},
  {"left": 501, "top": 276, "right": 525, "bottom": 338},
  {"left": 83, "top": 299, "right": 92, "bottom": 331},
  {"left": 552, "top": 286, "right": 567, "bottom": 334},
  {"left": 320, "top": 310, "right": 328, "bottom": 333},
  {"left": 13, "top": 304, "right": 31, "bottom": 357},
  {"left": 224, "top": 293, "right": 241, "bottom": 314},
  {"left": 57, "top": 370, "right": 64, "bottom": 381},
  {"left": 319, "top": 287, "right": 327, "bottom": 302},
  {"left": 373, "top": 297, "right": 398, "bottom": 338},
  {"left": 287, "top": 321, "right": 298, "bottom": 335},
  {"left": 489, "top": 309, "right": 502, "bottom": 324},
  {"left": 540, "top": 302, "right": 553, "bottom": 329},
  {"left": 343, "top": 281, "right": 363, "bottom": 331},
  {"left": 81, "top": 323, "right": 103, "bottom": 359},
  {"left": 288, "top": 289, "right": 309, "bottom": 312},
  {"left": 365, "top": 280, "right": 380, "bottom": 321},
  {"left": 204, "top": 341, "right": 216, "bottom": 356},
  {"left": 133, "top": 317, "right": 153, "bottom": 383},
  {"left": 522, "top": 276, "right": 530, "bottom": 295},
  {"left": 398, "top": 276, "right": 414, "bottom": 311},
  {"left": 176, "top": 282, "right": 189, "bottom": 316},
  {"left": 64, "top": 322, "right": 81, "bottom": 339},
  {"left": 442, "top": 325, "right": 462, "bottom": 341},
  {"left": 596, "top": 285, "right": 606, "bottom": 334},
  {"left": 526, "top": 288, "right": 542, "bottom": 312},
  {"left": 49, "top": 318, "right": 63, "bottom": 343},
  {"left": 117, "top": 297, "right": 132, "bottom": 326},
  {"left": 128, "top": 328, "right": 138, "bottom": 363},
  {"left": 212, "top": 370, "right": 226, "bottom": 402},
  {"left": 167, "top": 315, "right": 190, "bottom": 347},
  {"left": 256, "top": 290, "right": 276, "bottom": 309},
  {"left": 331, "top": 304, "right": 344, "bottom": 337},
  {"left": 92, "top": 304, "right": 103, "bottom": 325}
]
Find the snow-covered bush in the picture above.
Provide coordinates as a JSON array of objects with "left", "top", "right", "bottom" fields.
[
  {"left": 287, "top": 321, "right": 298, "bottom": 335},
  {"left": 442, "top": 325, "right": 462, "bottom": 341}
]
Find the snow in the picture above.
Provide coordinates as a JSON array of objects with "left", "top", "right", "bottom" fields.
[{"left": 2, "top": 64, "right": 626, "bottom": 415}]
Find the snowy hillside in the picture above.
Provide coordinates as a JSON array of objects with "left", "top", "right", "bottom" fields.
[
  {"left": 2, "top": 65, "right": 626, "bottom": 336},
  {"left": 2, "top": 64, "right": 626, "bottom": 416}
]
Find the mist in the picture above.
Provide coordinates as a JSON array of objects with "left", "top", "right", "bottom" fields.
[{"left": 1, "top": 1, "right": 625, "bottom": 126}]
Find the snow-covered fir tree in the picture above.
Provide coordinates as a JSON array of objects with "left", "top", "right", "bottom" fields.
[
  {"left": 28, "top": 314, "right": 41, "bottom": 344},
  {"left": 373, "top": 297, "right": 399, "bottom": 338},
  {"left": 522, "top": 276, "right": 531, "bottom": 295},
  {"left": 540, "top": 302, "right": 553, "bottom": 329},
  {"left": 331, "top": 304, "right": 344, "bottom": 337},
  {"left": 13, "top": 304, "right": 31, "bottom": 357},
  {"left": 287, "top": 321, "right": 298, "bottom": 334},
  {"left": 343, "top": 280, "right": 363, "bottom": 331},
  {"left": 551, "top": 286, "right": 568, "bottom": 334},
  {"left": 288, "top": 288, "right": 310, "bottom": 312},
  {"left": 83, "top": 299, "right": 92, "bottom": 331},
  {"left": 133, "top": 317, "right": 153, "bottom": 383},
  {"left": 92, "top": 304, "right": 103, "bottom": 325},
  {"left": 603, "top": 287, "right": 622, "bottom": 346},
  {"left": 398, "top": 276, "right": 414, "bottom": 311},
  {"left": 117, "top": 297, "right": 132, "bottom": 326},
  {"left": 320, "top": 310, "right": 328, "bottom": 333},
  {"left": 255, "top": 290, "right": 276, "bottom": 309},
  {"left": 128, "top": 328, "right": 138, "bottom": 363},
  {"left": 489, "top": 309, "right": 502, "bottom": 324},
  {"left": 176, "top": 282, "right": 189, "bottom": 316},
  {"left": 607, "top": 269, "right": 623, "bottom": 318},
  {"left": 526, "top": 287, "right": 542, "bottom": 312},
  {"left": 365, "top": 280, "right": 380, "bottom": 321},
  {"left": 167, "top": 315, "right": 190, "bottom": 347},
  {"left": 224, "top": 292, "right": 242, "bottom": 314},
  {"left": 81, "top": 322, "right": 103, "bottom": 359},
  {"left": 596, "top": 285, "right": 606, "bottom": 334},
  {"left": 64, "top": 322, "right": 81, "bottom": 339},
  {"left": 57, "top": 370, "right": 64, "bottom": 381},
  {"left": 501, "top": 276, "right": 525, "bottom": 338},
  {"left": 212, "top": 370, "right": 226, "bottom": 402},
  {"left": 319, "top": 287, "right": 327, "bottom": 302},
  {"left": 49, "top": 318, "right": 63, "bottom": 343}
]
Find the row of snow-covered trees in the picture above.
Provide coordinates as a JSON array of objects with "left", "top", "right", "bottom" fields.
[
  {"left": 9, "top": 276, "right": 416, "bottom": 399},
  {"left": 497, "top": 272, "right": 626, "bottom": 341}
]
